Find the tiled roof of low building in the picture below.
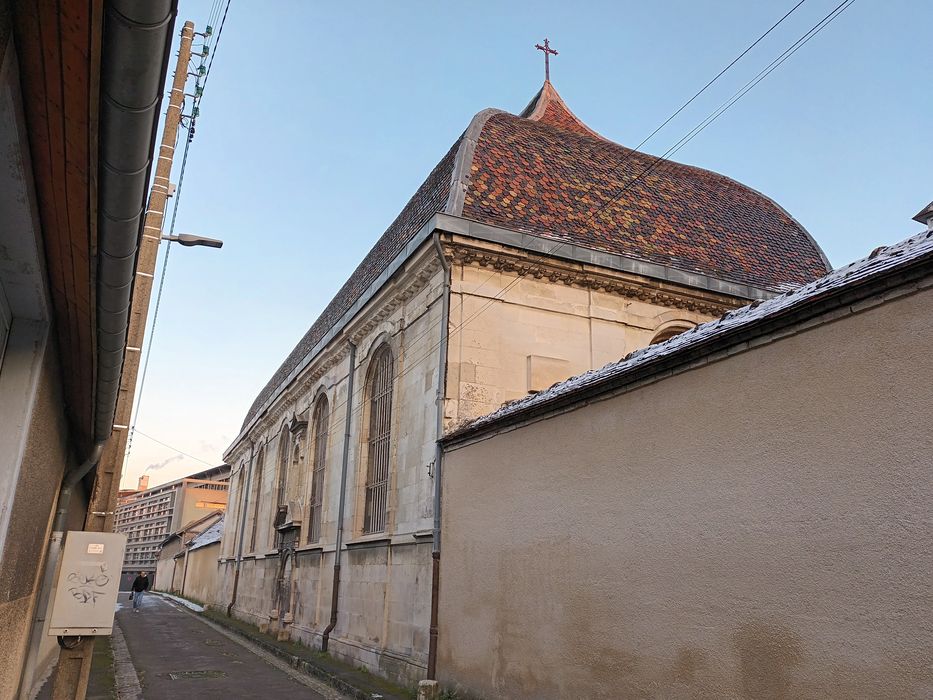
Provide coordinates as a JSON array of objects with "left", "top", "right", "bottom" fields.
[
  {"left": 188, "top": 516, "right": 224, "bottom": 551},
  {"left": 239, "top": 82, "right": 830, "bottom": 433}
]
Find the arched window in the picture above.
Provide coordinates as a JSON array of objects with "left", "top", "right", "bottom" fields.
[
  {"left": 275, "top": 424, "right": 291, "bottom": 515},
  {"left": 363, "top": 345, "right": 393, "bottom": 534},
  {"left": 650, "top": 324, "right": 693, "bottom": 345},
  {"left": 231, "top": 461, "right": 246, "bottom": 556},
  {"left": 307, "top": 396, "right": 329, "bottom": 543},
  {"left": 248, "top": 446, "right": 265, "bottom": 552}
]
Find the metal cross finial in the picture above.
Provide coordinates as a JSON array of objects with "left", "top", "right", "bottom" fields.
[{"left": 535, "top": 38, "right": 558, "bottom": 82}]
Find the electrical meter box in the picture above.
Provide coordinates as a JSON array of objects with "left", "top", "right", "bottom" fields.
[{"left": 48, "top": 531, "right": 126, "bottom": 636}]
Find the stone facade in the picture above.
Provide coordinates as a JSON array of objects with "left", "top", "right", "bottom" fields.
[
  {"left": 221, "top": 242, "right": 448, "bottom": 682},
  {"left": 215, "top": 78, "right": 827, "bottom": 688},
  {"left": 218, "top": 228, "right": 747, "bottom": 684},
  {"left": 444, "top": 234, "right": 736, "bottom": 424}
]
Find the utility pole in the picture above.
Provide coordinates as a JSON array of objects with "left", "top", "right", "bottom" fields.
[{"left": 50, "top": 20, "right": 196, "bottom": 700}]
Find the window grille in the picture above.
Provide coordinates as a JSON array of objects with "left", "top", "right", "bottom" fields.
[
  {"left": 308, "top": 396, "right": 329, "bottom": 543},
  {"left": 248, "top": 447, "right": 265, "bottom": 552},
  {"left": 364, "top": 346, "right": 393, "bottom": 534}
]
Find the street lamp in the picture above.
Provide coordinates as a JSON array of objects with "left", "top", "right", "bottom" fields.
[{"left": 161, "top": 233, "right": 223, "bottom": 248}]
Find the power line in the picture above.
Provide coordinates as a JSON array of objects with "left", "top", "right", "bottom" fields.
[
  {"left": 394, "top": 0, "right": 858, "bottom": 399},
  {"left": 132, "top": 429, "right": 216, "bottom": 467},
  {"left": 348, "top": 0, "right": 824, "bottom": 395},
  {"left": 242, "top": 0, "right": 857, "bottom": 455},
  {"left": 202, "top": 0, "right": 231, "bottom": 90},
  {"left": 630, "top": 0, "right": 808, "bottom": 154},
  {"left": 125, "top": 4, "right": 233, "bottom": 463}
]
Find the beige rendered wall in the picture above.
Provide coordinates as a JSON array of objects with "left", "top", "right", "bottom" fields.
[
  {"left": 154, "top": 539, "right": 184, "bottom": 593},
  {"left": 439, "top": 288, "right": 933, "bottom": 699},
  {"left": 446, "top": 260, "right": 717, "bottom": 426},
  {"left": 182, "top": 544, "right": 221, "bottom": 606}
]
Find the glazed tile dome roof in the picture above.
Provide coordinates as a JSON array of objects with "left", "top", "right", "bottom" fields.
[
  {"left": 460, "top": 82, "right": 830, "bottom": 290},
  {"left": 239, "top": 82, "right": 830, "bottom": 432}
]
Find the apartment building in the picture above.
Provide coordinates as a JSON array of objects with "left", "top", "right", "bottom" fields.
[{"left": 114, "top": 465, "right": 229, "bottom": 587}]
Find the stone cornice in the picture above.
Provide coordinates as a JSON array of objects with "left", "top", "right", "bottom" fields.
[
  {"left": 435, "top": 213, "right": 776, "bottom": 301},
  {"left": 447, "top": 239, "right": 737, "bottom": 316}
]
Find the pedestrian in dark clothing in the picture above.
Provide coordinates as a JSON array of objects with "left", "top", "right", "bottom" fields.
[{"left": 131, "top": 571, "right": 150, "bottom": 612}]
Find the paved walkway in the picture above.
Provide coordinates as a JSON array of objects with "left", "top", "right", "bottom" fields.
[{"left": 116, "top": 592, "right": 344, "bottom": 699}]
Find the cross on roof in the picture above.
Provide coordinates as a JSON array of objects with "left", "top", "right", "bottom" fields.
[{"left": 535, "top": 38, "right": 558, "bottom": 83}]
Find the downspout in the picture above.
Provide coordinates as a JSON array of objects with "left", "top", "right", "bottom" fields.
[
  {"left": 180, "top": 544, "right": 190, "bottom": 596},
  {"left": 19, "top": 442, "right": 106, "bottom": 697},
  {"left": 53, "top": 443, "right": 106, "bottom": 533},
  {"left": 21, "top": 3, "right": 174, "bottom": 695},
  {"left": 322, "top": 340, "right": 356, "bottom": 652},
  {"left": 228, "top": 439, "right": 255, "bottom": 616},
  {"left": 427, "top": 232, "right": 451, "bottom": 679}
]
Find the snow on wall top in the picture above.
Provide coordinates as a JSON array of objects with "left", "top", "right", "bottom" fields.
[
  {"left": 451, "top": 229, "right": 933, "bottom": 438},
  {"left": 188, "top": 516, "right": 224, "bottom": 551}
]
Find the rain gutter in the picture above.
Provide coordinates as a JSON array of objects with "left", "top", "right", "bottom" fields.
[{"left": 94, "top": 0, "right": 177, "bottom": 442}]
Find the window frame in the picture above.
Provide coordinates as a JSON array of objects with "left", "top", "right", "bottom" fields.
[
  {"left": 362, "top": 345, "right": 394, "bottom": 535},
  {"left": 275, "top": 423, "right": 291, "bottom": 511},
  {"left": 248, "top": 445, "right": 265, "bottom": 553},
  {"left": 307, "top": 395, "right": 329, "bottom": 543}
]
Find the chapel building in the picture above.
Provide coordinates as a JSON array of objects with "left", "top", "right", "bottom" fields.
[{"left": 216, "top": 81, "right": 830, "bottom": 684}]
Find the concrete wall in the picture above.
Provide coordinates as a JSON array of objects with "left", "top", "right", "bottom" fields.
[
  {"left": 182, "top": 544, "right": 221, "bottom": 607},
  {"left": 439, "top": 287, "right": 933, "bottom": 699},
  {"left": 154, "top": 539, "right": 184, "bottom": 593}
]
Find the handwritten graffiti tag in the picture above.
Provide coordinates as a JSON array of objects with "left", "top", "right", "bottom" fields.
[{"left": 67, "top": 563, "right": 111, "bottom": 605}]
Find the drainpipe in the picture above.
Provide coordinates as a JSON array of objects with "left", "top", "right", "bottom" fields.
[
  {"left": 228, "top": 439, "right": 255, "bottom": 616},
  {"left": 180, "top": 544, "right": 191, "bottom": 596},
  {"left": 19, "top": 442, "right": 106, "bottom": 696},
  {"left": 427, "top": 232, "right": 451, "bottom": 679},
  {"left": 53, "top": 443, "right": 106, "bottom": 533},
  {"left": 322, "top": 341, "right": 356, "bottom": 652}
]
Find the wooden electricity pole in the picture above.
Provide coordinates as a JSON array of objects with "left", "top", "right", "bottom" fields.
[{"left": 50, "top": 20, "right": 196, "bottom": 700}]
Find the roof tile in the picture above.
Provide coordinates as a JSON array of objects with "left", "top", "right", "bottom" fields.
[{"left": 239, "top": 83, "right": 830, "bottom": 433}]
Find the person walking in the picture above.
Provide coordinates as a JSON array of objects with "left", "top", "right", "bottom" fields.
[{"left": 131, "top": 571, "right": 150, "bottom": 612}]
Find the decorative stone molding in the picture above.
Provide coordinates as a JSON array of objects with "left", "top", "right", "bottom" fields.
[{"left": 448, "top": 241, "right": 736, "bottom": 317}]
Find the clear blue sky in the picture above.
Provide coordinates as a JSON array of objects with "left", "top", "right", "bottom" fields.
[{"left": 123, "top": 0, "right": 933, "bottom": 487}]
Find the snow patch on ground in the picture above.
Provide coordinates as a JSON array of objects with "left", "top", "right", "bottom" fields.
[{"left": 154, "top": 591, "right": 205, "bottom": 612}]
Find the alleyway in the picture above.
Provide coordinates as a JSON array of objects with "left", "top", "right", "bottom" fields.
[{"left": 113, "top": 593, "right": 344, "bottom": 699}]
